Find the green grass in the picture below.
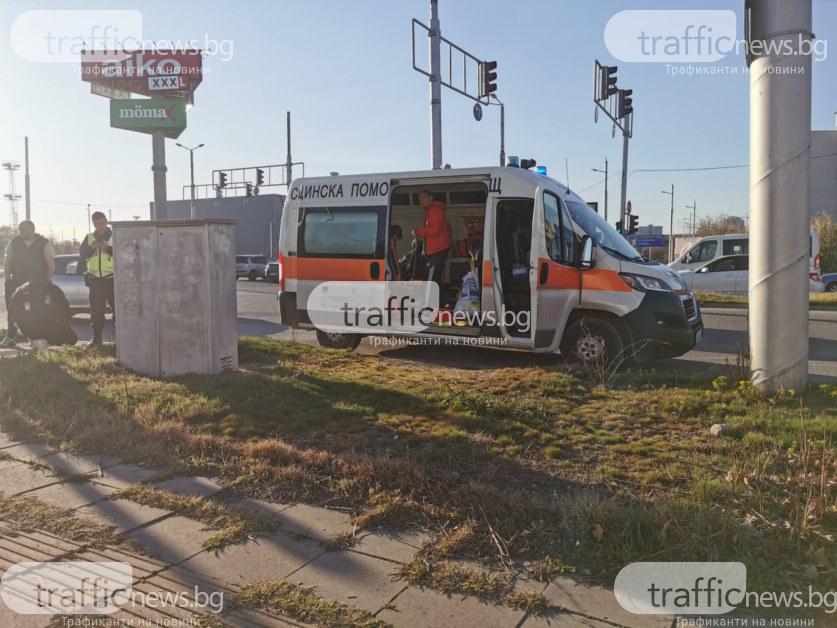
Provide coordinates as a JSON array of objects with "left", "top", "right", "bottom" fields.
[
  {"left": 0, "top": 339, "right": 834, "bottom": 598},
  {"left": 695, "top": 291, "right": 837, "bottom": 307}
]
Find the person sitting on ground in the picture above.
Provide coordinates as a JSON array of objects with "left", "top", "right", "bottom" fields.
[
  {"left": 1, "top": 220, "right": 55, "bottom": 347},
  {"left": 9, "top": 280, "right": 77, "bottom": 347}
]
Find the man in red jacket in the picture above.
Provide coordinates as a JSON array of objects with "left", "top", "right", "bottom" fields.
[{"left": 411, "top": 189, "right": 452, "bottom": 285}]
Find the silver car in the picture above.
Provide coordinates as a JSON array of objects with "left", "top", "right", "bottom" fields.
[
  {"left": 678, "top": 254, "right": 826, "bottom": 295},
  {"left": 236, "top": 254, "right": 271, "bottom": 281},
  {"left": 52, "top": 254, "right": 89, "bottom": 312}
]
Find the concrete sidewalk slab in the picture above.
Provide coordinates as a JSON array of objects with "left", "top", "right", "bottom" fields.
[
  {"left": 74, "top": 498, "right": 172, "bottom": 531},
  {"left": 377, "top": 585, "right": 526, "bottom": 627},
  {"left": 521, "top": 610, "right": 618, "bottom": 627},
  {"left": 287, "top": 549, "right": 405, "bottom": 614},
  {"left": 2, "top": 442, "right": 57, "bottom": 463},
  {"left": 23, "top": 479, "right": 115, "bottom": 509},
  {"left": 541, "top": 576, "right": 674, "bottom": 628},
  {"left": 0, "top": 463, "right": 60, "bottom": 495},
  {"left": 179, "top": 533, "right": 324, "bottom": 584},
  {"left": 93, "top": 463, "right": 159, "bottom": 489},
  {"left": 127, "top": 515, "right": 216, "bottom": 564},
  {"left": 152, "top": 475, "right": 224, "bottom": 498},
  {"left": 276, "top": 503, "right": 355, "bottom": 541},
  {"left": 227, "top": 496, "right": 291, "bottom": 519},
  {"left": 39, "top": 451, "right": 119, "bottom": 477},
  {"left": 351, "top": 531, "right": 428, "bottom": 564}
]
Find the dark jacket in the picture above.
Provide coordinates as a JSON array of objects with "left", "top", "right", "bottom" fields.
[
  {"left": 6, "top": 235, "right": 49, "bottom": 284},
  {"left": 9, "top": 281, "right": 77, "bottom": 346}
]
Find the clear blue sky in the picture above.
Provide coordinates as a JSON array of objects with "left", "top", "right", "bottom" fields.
[{"left": 1, "top": 0, "right": 836, "bottom": 239}]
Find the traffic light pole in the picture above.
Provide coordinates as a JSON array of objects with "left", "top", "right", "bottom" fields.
[
  {"left": 619, "top": 128, "right": 629, "bottom": 233},
  {"left": 429, "top": 0, "right": 442, "bottom": 169}
]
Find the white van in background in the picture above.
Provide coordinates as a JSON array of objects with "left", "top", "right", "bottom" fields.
[{"left": 668, "top": 232, "right": 821, "bottom": 275}]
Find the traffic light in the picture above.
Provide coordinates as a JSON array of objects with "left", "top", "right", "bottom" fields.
[
  {"left": 615, "top": 220, "right": 623, "bottom": 234},
  {"left": 480, "top": 60, "right": 498, "bottom": 99},
  {"left": 628, "top": 214, "right": 639, "bottom": 235},
  {"left": 600, "top": 65, "right": 618, "bottom": 99},
  {"left": 245, "top": 183, "right": 253, "bottom": 197},
  {"left": 618, "top": 89, "right": 633, "bottom": 119},
  {"left": 218, "top": 171, "right": 228, "bottom": 189},
  {"left": 256, "top": 168, "right": 265, "bottom": 187}
]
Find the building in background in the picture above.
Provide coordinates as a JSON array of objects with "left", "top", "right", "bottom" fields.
[
  {"left": 152, "top": 194, "right": 284, "bottom": 257},
  {"left": 812, "top": 129, "right": 837, "bottom": 221}
]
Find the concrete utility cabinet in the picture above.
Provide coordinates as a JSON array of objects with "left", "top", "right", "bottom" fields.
[{"left": 112, "top": 219, "right": 238, "bottom": 377}]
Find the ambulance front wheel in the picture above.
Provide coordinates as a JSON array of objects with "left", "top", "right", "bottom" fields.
[
  {"left": 315, "top": 330, "right": 362, "bottom": 351},
  {"left": 560, "top": 315, "right": 626, "bottom": 366}
]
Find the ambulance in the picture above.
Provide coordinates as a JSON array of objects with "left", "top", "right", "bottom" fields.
[{"left": 277, "top": 166, "right": 703, "bottom": 362}]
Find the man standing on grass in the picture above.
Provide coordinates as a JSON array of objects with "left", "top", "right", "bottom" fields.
[
  {"left": 80, "top": 211, "right": 115, "bottom": 346},
  {"left": 1, "top": 220, "right": 55, "bottom": 347}
]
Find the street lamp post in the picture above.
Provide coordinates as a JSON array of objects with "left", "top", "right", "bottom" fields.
[
  {"left": 662, "top": 185, "right": 674, "bottom": 262},
  {"left": 686, "top": 200, "right": 697, "bottom": 235},
  {"left": 591, "top": 157, "right": 609, "bottom": 221},
  {"left": 175, "top": 143, "right": 205, "bottom": 219}
]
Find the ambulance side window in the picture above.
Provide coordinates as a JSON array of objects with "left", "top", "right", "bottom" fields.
[
  {"left": 298, "top": 206, "right": 386, "bottom": 259},
  {"left": 543, "top": 193, "right": 575, "bottom": 266}
]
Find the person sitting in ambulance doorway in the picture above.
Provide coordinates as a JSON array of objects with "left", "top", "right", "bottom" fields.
[
  {"left": 411, "top": 189, "right": 452, "bottom": 286},
  {"left": 80, "top": 211, "right": 115, "bottom": 346},
  {"left": 387, "top": 224, "right": 403, "bottom": 281},
  {"left": 1, "top": 220, "right": 55, "bottom": 347}
]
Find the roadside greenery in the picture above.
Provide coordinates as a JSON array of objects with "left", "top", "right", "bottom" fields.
[{"left": 0, "top": 339, "right": 834, "bottom": 598}]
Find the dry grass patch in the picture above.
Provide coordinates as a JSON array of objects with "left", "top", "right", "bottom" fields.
[
  {"left": 115, "top": 485, "right": 278, "bottom": 551},
  {"left": 237, "top": 579, "right": 388, "bottom": 627}
]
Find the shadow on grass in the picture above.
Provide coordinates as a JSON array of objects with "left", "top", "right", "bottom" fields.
[{"left": 0, "top": 343, "right": 821, "bottom": 596}]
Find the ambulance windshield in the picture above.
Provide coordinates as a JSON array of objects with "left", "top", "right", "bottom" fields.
[{"left": 565, "top": 199, "right": 642, "bottom": 262}]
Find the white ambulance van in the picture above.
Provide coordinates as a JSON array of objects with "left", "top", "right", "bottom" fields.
[{"left": 277, "top": 166, "right": 703, "bottom": 362}]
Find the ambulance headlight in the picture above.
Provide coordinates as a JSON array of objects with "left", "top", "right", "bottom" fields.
[{"left": 619, "top": 273, "right": 672, "bottom": 292}]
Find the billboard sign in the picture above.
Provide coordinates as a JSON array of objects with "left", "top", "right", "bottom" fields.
[
  {"left": 82, "top": 50, "right": 202, "bottom": 97},
  {"left": 147, "top": 74, "right": 189, "bottom": 91},
  {"left": 110, "top": 98, "right": 187, "bottom": 138},
  {"left": 91, "top": 83, "right": 131, "bottom": 99}
]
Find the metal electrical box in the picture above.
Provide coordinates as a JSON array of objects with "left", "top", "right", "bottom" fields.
[{"left": 112, "top": 219, "right": 238, "bottom": 377}]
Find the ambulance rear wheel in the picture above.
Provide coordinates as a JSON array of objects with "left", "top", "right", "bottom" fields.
[
  {"left": 561, "top": 315, "right": 625, "bottom": 366},
  {"left": 316, "top": 330, "right": 362, "bottom": 351}
]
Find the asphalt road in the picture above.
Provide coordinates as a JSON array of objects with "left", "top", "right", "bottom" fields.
[{"left": 3, "top": 279, "right": 836, "bottom": 382}]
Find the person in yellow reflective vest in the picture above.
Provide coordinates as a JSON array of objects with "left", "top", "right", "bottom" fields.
[{"left": 79, "top": 211, "right": 115, "bottom": 346}]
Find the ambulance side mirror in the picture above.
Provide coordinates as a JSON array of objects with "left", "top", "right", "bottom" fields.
[{"left": 579, "top": 236, "right": 596, "bottom": 270}]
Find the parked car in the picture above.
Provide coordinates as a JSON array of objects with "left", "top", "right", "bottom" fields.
[
  {"left": 822, "top": 272, "right": 837, "bottom": 293},
  {"left": 52, "top": 254, "right": 91, "bottom": 313},
  {"left": 678, "top": 254, "right": 825, "bottom": 294},
  {"left": 236, "top": 255, "right": 271, "bottom": 281},
  {"left": 669, "top": 232, "right": 821, "bottom": 275},
  {"left": 264, "top": 261, "right": 279, "bottom": 283}
]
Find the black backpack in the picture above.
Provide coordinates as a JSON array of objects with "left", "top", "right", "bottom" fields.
[{"left": 10, "top": 281, "right": 78, "bottom": 346}]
